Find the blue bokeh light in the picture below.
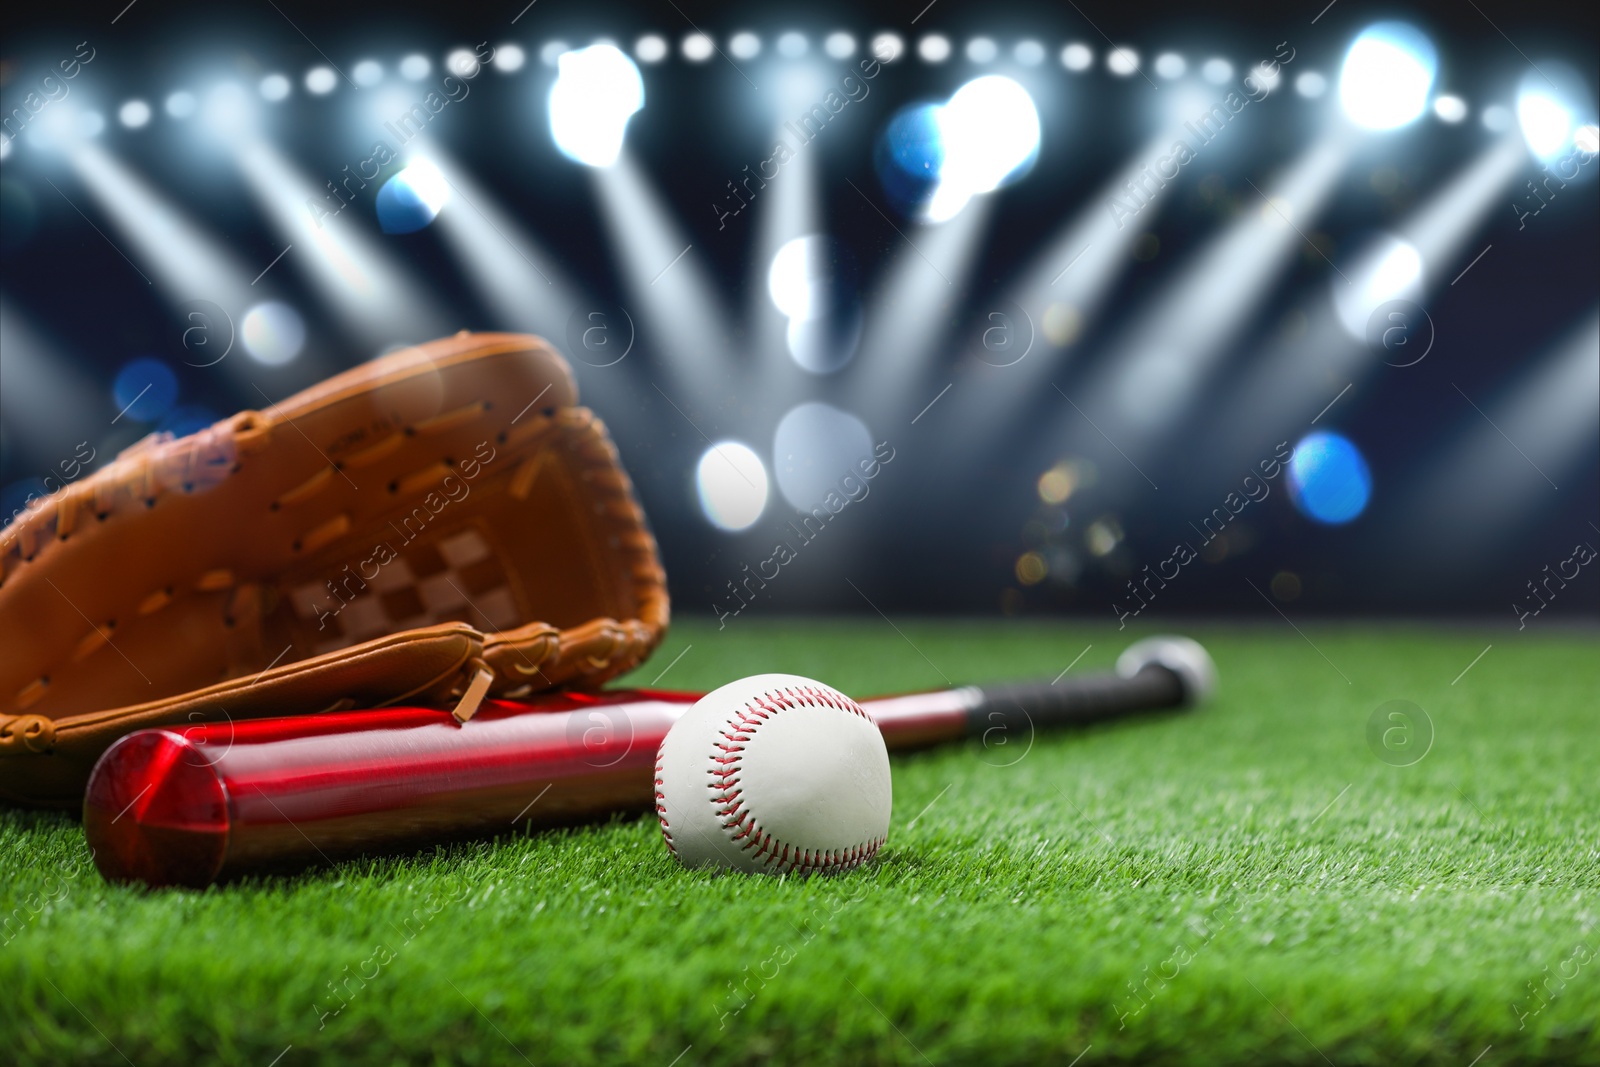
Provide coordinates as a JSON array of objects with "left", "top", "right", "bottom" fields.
[
  {"left": 113, "top": 357, "right": 178, "bottom": 423},
  {"left": 157, "top": 405, "right": 219, "bottom": 439},
  {"left": 874, "top": 102, "right": 945, "bottom": 215},
  {"left": 376, "top": 161, "right": 449, "bottom": 234},
  {"left": 1288, "top": 431, "right": 1372, "bottom": 525}
]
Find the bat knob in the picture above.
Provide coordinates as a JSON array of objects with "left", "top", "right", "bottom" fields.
[{"left": 1115, "top": 636, "right": 1216, "bottom": 706}]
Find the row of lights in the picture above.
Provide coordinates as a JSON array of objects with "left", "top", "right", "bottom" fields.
[{"left": 77, "top": 50, "right": 1487, "bottom": 145}]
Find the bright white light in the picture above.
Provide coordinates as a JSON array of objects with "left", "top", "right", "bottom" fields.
[
  {"left": 683, "top": 33, "right": 713, "bottom": 62},
  {"left": 1481, "top": 105, "right": 1512, "bottom": 133},
  {"left": 1335, "top": 233, "right": 1424, "bottom": 339},
  {"left": 1433, "top": 94, "right": 1467, "bottom": 123},
  {"left": 768, "top": 236, "right": 823, "bottom": 320},
  {"left": 929, "top": 75, "right": 1040, "bottom": 222},
  {"left": 1154, "top": 53, "right": 1186, "bottom": 79},
  {"left": 496, "top": 44, "right": 526, "bottom": 72},
  {"left": 1339, "top": 22, "right": 1437, "bottom": 130},
  {"left": 1062, "top": 43, "right": 1092, "bottom": 72},
  {"left": 636, "top": 35, "right": 668, "bottom": 63},
  {"left": 1202, "top": 58, "right": 1232, "bottom": 84},
  {"left": 1107, "top": 47, "right": 1139, "bottom": 77},
  {"left": 240, "top": 301, "right": 306, "bottom": 366},
  {"left": 27, "top": 103, "right": 81, "bottom": 149},
  {"left": 1518, "top": 93, "right": 1571, "bottom": 160},
  {"left": 773, "top": 403, "right": 873, "bottom": 510},
  {"left": 1577, "top": 125, "right": 1600, "bottom": 154},
  {"left": 777, "top": 32, "right": 807, "bottom": 58},
  {"left": 967, "top": 38, "right": 998, "bottom": 64},
  {"left": 305, "top": 67, "right": 337, "bottom": 95},
  {"left": 118, "top": 100, "right": 151, "bottom": 128},
  {"left": 919, "top": 35, "right": 951, "bottom": 63},
  {"left": 825, "top": 32, "right": 856, "bottom": 60},
  {"left": 1014, "top": 40, "right": 1045, "bottom": 66},
  {"left": 352, "top": 60, "right": 383, "bottom": 87},
  {"left": 1515, "top": 64, "right": 1597, "bottom": 163},
  {"left": 202, "top": 84, "right": 254, "bottom": 139},
  {"left": 394, "top": 158, "right": 450, "bottom": 214},
  {"left": 259, "top": 74, "right": 291, "bottom": 101},
  {"left": 1296, "top": 71, "right": 1327, "bottom": 98},
  {"left": 729, "top": 32, "right": 761, "bottom": 60},
  {"left": 697, "top": 442, "right": 769, "bottom": 531},
  {"left": 399, "top": 54, "right": 431, "bottom": 81},
  {"left": 872, "top": 34, "right": 904, "bottom": 62},
  {"left": 166, "top": 91, "right": 197, "bottom": 119},
  {"left": 549, "top": 44, "right": 644, "bottom": 168},
  {"left": 540, "top": 41, "right": 569, "bottom": 67},
  {"left": 1247, "top": 61, "right": 1281, "bottom": 94},
  {"left": 447, "top": 49, "right": 480, "bottom": 77}
]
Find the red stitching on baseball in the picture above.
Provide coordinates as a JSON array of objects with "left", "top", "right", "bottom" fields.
[
  {"left": 703, "top": 684, "right": 879, "bottom": 876},
  {"left": 654, "top": 747, "right": 677, "bottom": 857}
]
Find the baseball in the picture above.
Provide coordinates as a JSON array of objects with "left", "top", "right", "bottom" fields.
[{"left": 654, "top": 673, "right": 892, "bottom": 875}]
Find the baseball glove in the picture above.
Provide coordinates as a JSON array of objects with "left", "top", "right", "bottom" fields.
[{"left": 0, "top": 331, "right": 668, "bottom": 807}]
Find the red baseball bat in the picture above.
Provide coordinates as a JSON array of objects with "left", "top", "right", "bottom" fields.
[{"left": 83, "top": 637, "right": 1214, "bottom": 887}]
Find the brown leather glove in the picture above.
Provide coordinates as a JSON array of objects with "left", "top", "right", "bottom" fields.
[{"left": 0, "top": 331, "right": 668, "bottom": 807}]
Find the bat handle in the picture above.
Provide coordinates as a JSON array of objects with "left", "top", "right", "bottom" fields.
[
  {"left": 965, "top": 635, "right": 1216, "bottom": 736},
  {"left": 966, "top": 666, "right": 1182, "bottom": 735}
]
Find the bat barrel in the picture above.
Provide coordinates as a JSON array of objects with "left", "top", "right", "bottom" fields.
[{"left": 83, "top": 693, "right": 694, "bottom": 888}]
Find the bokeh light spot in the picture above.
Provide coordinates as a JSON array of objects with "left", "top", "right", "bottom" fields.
[
  {"left": 697, "top": 442, "right": 769, "bottom": 531},
  {"left": 240, "top": 302, "right": 307, "bottom": 366},
  {"left": 1288, "top": 431, "right": 1372, "bottom": 525},
  {"left": 113, "top": 358, "right": 178, "bottom": 422}
]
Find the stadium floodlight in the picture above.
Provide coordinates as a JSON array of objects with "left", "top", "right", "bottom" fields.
[
  {"left": 399, "top": 54, "right": 430, "bottom": 80},
  {"left": 919, "top": 35, "right": 951, "bottom": 63},
  {"left": 549, "top": 44, "right": 644, "bottom": 168},
  {"left": 1202, "top": 58, "right": 1232, "bottom": 84},
  {"left": 1338, "top": 21, "right": 1437, "bottom": 130},
  {"left": 376, "top": 158, "right": 450, "bottom": 234},
  {"left": 1154, "top": 53, "right": 1186, "bottom": 79},
  {"left": 305, "top": 66, "right": 338, "bottom": 95},
  {"left": 1106, "top": 47, "right": 1139, "bottom": 77},
  {"left": 928, "top": 75, "right": 1040, "bottom": 223},
  {"left": 1296, "top": 71, "right": 1327, "bottom": 98},
  {"left": 872, "top": 34, "right": 904, "bottom": 63},
  {"left": 729, "top": 32, "right": 761, "bottom": 60},
  {"left": 696, "top": 442, "right": 769, "bottom": 532},
  {"left": 1433, "top": 95, "right": 1467, "bottom": 123},
  {"left": 1335, "top": 233, "right": 1423, "bottom": 339},
  {"left": 824, "top": 32, "right": 856, "bottom": 60},
  {"left": 1515, "top": 64, "right": 1596, "bottom": 164},
  {"left": 352, "top": 60, "right": 383, "bottom": 87},
  {"left": 495, "top": 44, "right": 526, "bottom": 73},
  {"left": 1061, "top": 43, "right": 1092, "bottom": 71},
  {"left": 26, "top": 101, "right": 102, "bottom": 150},
  {"left": 259, "top": 74, "right": 291, "bottom": 101},
  {"left": 636, "top": 35, "right": 668, "bottom": 63},
  {"left": 165, "top": 91, "right": 197, "bottom": 119},
  {"left": 201, "top": 83, "right": 256, "bottom": 141},
  {"left": 118, "top": 100, "right": 151, "bottom": 128},
  {"left": 967, "top": 38, "right": 998, "bottom": 64},
  {"left": 682, "top": 34, "right": 713, "bottom": 62}
]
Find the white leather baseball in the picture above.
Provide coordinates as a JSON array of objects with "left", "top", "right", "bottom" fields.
[{"left": 654, "top": 674, "right": 892, "bottom": 875}]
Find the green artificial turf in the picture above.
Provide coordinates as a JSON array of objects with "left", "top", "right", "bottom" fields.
[{"left": 2, "top": 619, "right": 1596, "bottom": 1066}]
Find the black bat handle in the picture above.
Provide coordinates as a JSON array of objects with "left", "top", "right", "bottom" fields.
[{"left": 964, "top": 665, "right": 1189, "bottom": 737}]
